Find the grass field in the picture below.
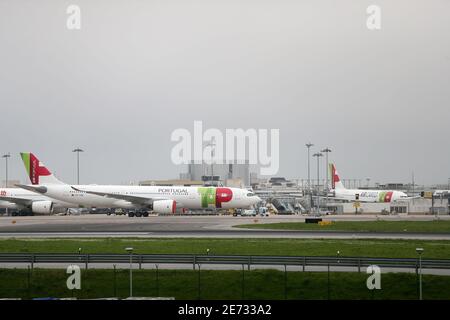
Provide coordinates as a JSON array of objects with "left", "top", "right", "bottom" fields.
[
  {"left": 235, "top": 220, "right": 450, "bottom": 233},
  {"left": 1, "top": 238, "right": 450, "bottom": 258},
  {"left": 1, "top": 268, "right": 449, "bottom": 300}
]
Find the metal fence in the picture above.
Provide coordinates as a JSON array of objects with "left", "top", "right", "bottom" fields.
[{"left": 1, "top": 253, "right": 450, "bottom": 271}]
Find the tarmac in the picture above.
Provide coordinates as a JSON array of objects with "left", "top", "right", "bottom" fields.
[{"left": 0, "top": 214, "right": 449, "bottom": 240}]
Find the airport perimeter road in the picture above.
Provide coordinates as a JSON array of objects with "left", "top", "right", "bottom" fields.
[{"left": 0, "top": 215, "right": 449, "bottom": 239}]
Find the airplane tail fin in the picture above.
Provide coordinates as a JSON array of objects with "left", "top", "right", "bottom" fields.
[
  {"left": 330, "top": 163, "right": 345, "bottom": 190},
  {"left": 20, "top": 152, "right": 65, "bottom": 185}
]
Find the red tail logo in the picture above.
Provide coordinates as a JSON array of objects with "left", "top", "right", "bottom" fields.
[
  {"left": 333, "top": 166, "right": 340, "bottom": 183},
  {"left": 30, "top": 153, "right": 51, "bottom": 185},
  {"left": 331, "top": 164, "right": 340, "bottom": 189}
]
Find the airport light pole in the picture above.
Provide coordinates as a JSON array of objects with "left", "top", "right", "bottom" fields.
[
  {"left": 72, "top": 148, "right": 84, "bottom": 185},
  {"left": 313, "top": 152, "right": 323, "bottom": 213},
  {"left": 306, "top": 143, "right": 314, "bottom": 189},
  {"left": 416, "top": 247, "right": 424, "bottom": 300},
  {"left": 2, "top": 153, "right": 11, "bottom": 216},
  {"left": 2, "top": 153, "right": 10, "bottom": 187},
  {"left": 125, "top": 247, "right": 134, "bottom": 298},
  {"left": 321, "top": 148, "right": 332, "bottom": 204},
  {"left": 306, "top": 143, "right": 314, "bottom": 211}
]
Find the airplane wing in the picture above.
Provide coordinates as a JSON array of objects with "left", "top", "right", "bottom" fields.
[
  {"left": 302, "top": 194, "right": 349, "bottom": 201},
  {"left": 329, "top": 195, "right": 351, "bottom": 201},
  {"left": 0, "top": 196, "right": 32, "bottom": 206},
  {"left": 394, "top": 196, "right": 422, "bottom": 201},
  {"left": 15, "top": 184, "right": 48, "bottom": 194},
  {"left": 317, "top": 194, "right": 373, "bottom": 202},
  {"left": 71, "top": 186, "right": 161, "bottom": 206}
]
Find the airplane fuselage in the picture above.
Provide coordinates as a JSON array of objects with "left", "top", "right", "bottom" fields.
[
  {"left": 333, "top": 188, "right": 408, "bottom": 203},
  {"left": 29, "top": 185, "right": 260, "bottom": 210}
]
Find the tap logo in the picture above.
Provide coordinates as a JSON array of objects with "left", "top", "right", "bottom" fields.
[
  {"left": 0, "top": 190, "right": 7, "bottom": 196},
  {"left": 379, "top": 191, "right": 393, "bottom": 203},
  {"left": 216, "top": 187, "right": 233, "bottom": 208},
  {"left": 198, "top": 187, "right": 233, "bottom": 208}
]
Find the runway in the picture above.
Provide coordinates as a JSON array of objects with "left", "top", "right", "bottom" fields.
[{"left": 0, "top": 214, "right": 449, "bottom": 239}]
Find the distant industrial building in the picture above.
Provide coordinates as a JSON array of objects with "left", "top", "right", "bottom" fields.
[
  {"left": 181, "top": 160, "right": 251, "bottom": 187},
  {"left": 139, "top": 179, "right": 203, "bottom": 186},
  {"left": 325, "top": 198, "right": 450, "bottom": 215}
]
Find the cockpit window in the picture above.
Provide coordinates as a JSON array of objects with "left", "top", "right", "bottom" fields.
[{"left": 247, "top": 193, "right": 255, "bottom": 197}]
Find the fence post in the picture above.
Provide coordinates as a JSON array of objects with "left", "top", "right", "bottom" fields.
[
  {"left": 197, "top": 264, "right": 201, "bottom": 300},
  {"left": 284, "top": 265, "right": 287, "bottom": 300},
  {"left": 303, "top": 257, "right": 306, "bottom": 272},
  {"left": 139, "top": 255, "right": 142, "bottom": 270},
  {"left": 85, "top": 254, "right": 89, "bottom": 270},
  {"left": 27, "top": 265, "right": 31, "bottom": 299},
  {"left": 358, "top": 259, "right": 361, "bottom": 273},
  {"left": 155, "top": 264, "right": 159, "bottom": 297},
  {"left": 193, "top": 255, "right": 196, "bottom": 270},
  {"left": 113, "top": 264, "right": 117, "bottom": 297},
  {"left": 416, "top": 263, "right": 419, "bottom": 299},
  {"left": 327, "top": 264, "right": 330, "bottom": 300},
  {"left": 241, "top": 264, "right": 245, "bottom": 300},
  {"left": 31, "top": 254, "right": 34, "bottom": 270},
  {"left": 248, "top": 256, "right": 251, "bottom": 271}
]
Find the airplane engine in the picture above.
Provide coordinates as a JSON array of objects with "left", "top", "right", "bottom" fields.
[
  {"left": 31, "top": 200, "right": 53, "bottom": 215},
  {"left": 152, "top": 200, "right": 176, "bottom": 214}
]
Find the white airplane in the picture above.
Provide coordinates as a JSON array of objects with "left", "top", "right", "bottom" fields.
[
  {"left": 330, "top": 164, "right": 410, "bottom": 203},
  {"left": 433, "top": 190, "right": 450, "bottom": 196},
  {"left": 17, "top": 152, "right": 262, "bottom": 214},
  {"left": 0, "top": 187, "right": 74, "bottom": 215},
  {"left": 0, "top": 154, "right": 76, "bottom": 215}
]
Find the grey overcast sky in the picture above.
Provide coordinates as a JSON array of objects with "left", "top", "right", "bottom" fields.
[{"left": 0, "top": 0, "right": 449, "bottom": 186}]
